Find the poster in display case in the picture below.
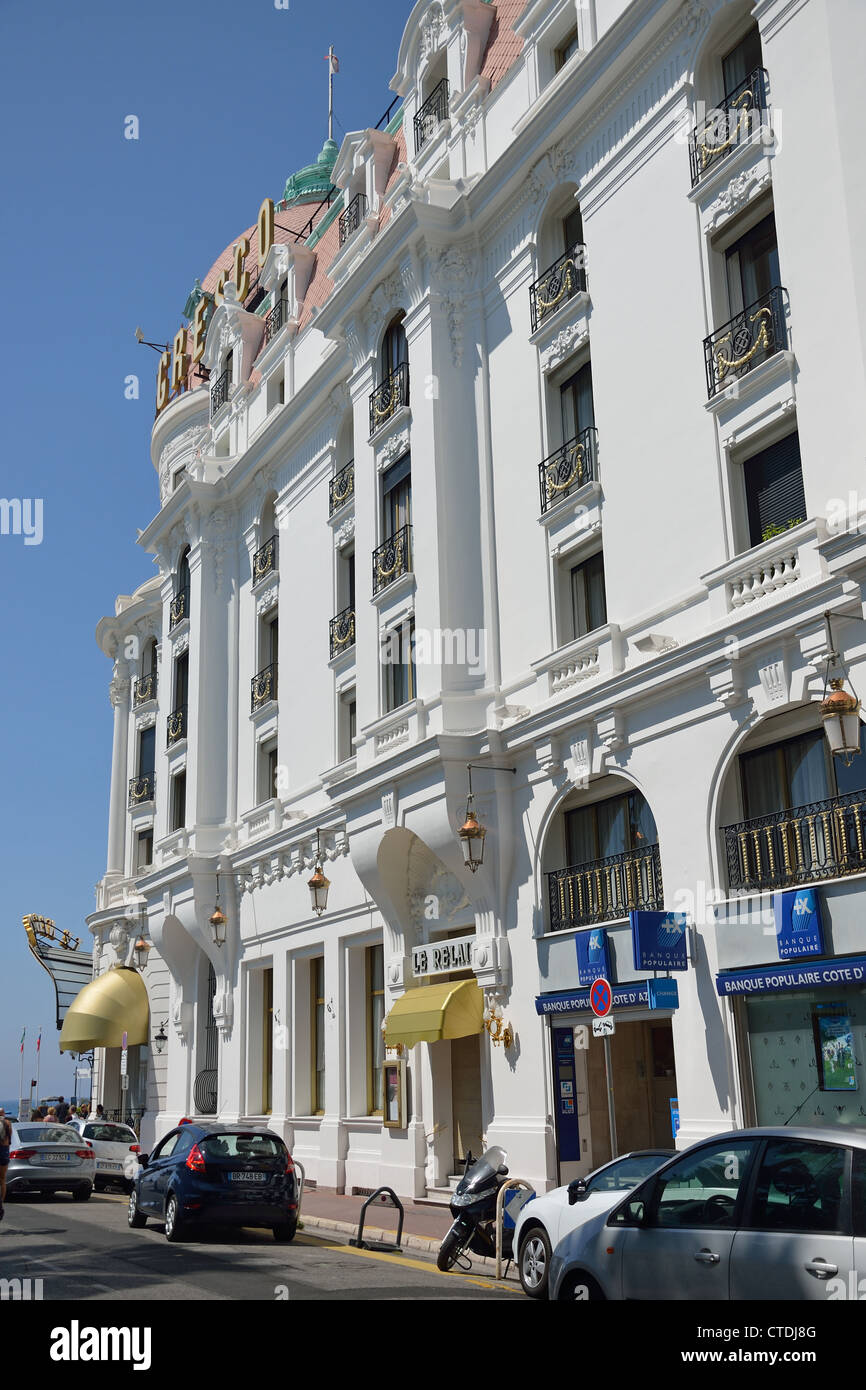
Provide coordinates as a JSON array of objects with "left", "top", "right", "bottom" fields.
[{"left": 813, "top": 1004, "right": 858, "bottom": 1092}]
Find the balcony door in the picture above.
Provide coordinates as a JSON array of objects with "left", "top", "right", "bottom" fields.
[
  {"left": 741, "top": 727, "right": 866, "bottom": 820},
  {"left": 381, "top": 314, "right": 407, "bottom": 382},
  {"left": 560, "top": 362, "right": 595, "bottom": 443},
  {"left": 382, "top": 455, "right": 411, "bottom": 538},
  {"left": 721, "top": 24, "right": 762, "bottom": 98},
  {"left": 138, "top": 726, "right": 155, "bottom": 780},
  {"left": 566, "top": 790, "right": 657, "bottom": 866},
  {"left": 725, "top": 212, "right": 779, "bottom": 317}
]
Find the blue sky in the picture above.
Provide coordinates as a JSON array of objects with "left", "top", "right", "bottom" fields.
[{"left": 0, "top": 0, "right": 413, "bottom": 1100}]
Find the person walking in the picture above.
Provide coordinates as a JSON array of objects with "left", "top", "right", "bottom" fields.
[
  {"left": 55, "top": 1097, "right": 69, "bottom": 1123},
  {"left": 0, "top": 1107, "right": 12, "bottom": 1220}
]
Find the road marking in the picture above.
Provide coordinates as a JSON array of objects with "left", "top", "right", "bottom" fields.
[{"left": 294, "top": 1231, "right": 521, "bottom": 1292}]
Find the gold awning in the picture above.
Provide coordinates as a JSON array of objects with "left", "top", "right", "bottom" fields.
[
  {"left": 383, "top": 979, "right": 484, "bottom": 1049},
  {"left": 59, "top": 966, "right": 150, "bottom": 1053}
]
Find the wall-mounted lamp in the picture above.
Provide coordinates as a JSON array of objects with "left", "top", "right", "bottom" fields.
[
  {"left": 308, "top": 829, "right": 331, "bottom": 917},
  {"left": 153, "top": 1020, "right": 168, "bottom": 1055},
  {"left": 209, "top": 873, "right": 227, "bottom": 946},
  {"left": 134, "top": 326, "right": 170, "bottom": 354}
]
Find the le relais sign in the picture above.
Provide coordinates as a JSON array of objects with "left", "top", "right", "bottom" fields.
[{"left": 155, "top": 198, "right": 277, "bottom": 415}]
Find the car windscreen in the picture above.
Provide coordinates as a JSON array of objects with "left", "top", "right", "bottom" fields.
[
  {"left": 199, "top": 1133, "right": 286, "bottom": 1160},
  {"left": 16, "top": 1126, "right": 81, "bottom": 1145},
  {"left": 84, "top": 1124, "right": 137, "bottom": 1143},
  {"left": 588, "top": 1153, "right": 670, "bottom": 1192}
]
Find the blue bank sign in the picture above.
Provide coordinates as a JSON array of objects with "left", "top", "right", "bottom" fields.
[
  {"left": 536, "top": 979, "right": 679, "bottom": 1015},
  {"left": 716, "top": 954, "right": 866, "bottom": 998},
  {"left": 630, "top": 911, "right": 689, "bottom": 972},
  {"left": 774, "top": 888, "right": 824, "bottom": 960},
  {"left": 575, "top": 928, "right": 611, "bottom": 986}
]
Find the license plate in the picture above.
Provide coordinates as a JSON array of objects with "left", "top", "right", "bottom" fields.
[
  {"left": 41, "top": 1154, "right": 72, "bottom": 1163},
  {"left": 229, "top": 1171, "right": 267, "bottom": 1182},
  {"left": 98, "top": 1161, "right": 122, "bottom": 1170}
]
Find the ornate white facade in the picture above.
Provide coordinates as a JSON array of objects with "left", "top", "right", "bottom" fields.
[{"left": 89, "top": 0, "right": 866, "bottom": 1194}]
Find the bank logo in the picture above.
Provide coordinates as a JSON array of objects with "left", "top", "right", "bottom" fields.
[
  {"left": 657, "top": 915, "right": 686, "bottom": 950},
  {"left": 588, "top": 931, "right": 605, "bottom": 963},
  {"left": 791, "top": 895, "right": 814, "bottom": 932}
]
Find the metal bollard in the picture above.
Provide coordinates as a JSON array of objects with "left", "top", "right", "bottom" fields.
[{"left": 495, "top": 1178, "right": 535, "bottom": 1280}]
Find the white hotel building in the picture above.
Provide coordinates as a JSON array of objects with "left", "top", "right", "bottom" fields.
[{"left": 80, "top": 0, "right": 866, "bottom": 1195}]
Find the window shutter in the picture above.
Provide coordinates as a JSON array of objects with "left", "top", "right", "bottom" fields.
[{"left": 744, "top": 432, "right": 806, "bottom": 547}]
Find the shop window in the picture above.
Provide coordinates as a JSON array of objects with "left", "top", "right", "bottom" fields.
[
  {"left": 261, "top": 967, "right": 273, "bottom": 1115},
  {"left": 366, "top": 945, "right": 385, "bottom": 1115},
  {"left": 311, "top": 957, "right": 325, "bottom": 1115}
]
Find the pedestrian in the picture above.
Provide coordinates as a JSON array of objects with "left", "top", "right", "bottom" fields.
[
  {"left": 0, "top": 1107, "right": 11, "bottom": 1219},
  {"left": 45, "top": 1107, "right": 57, "bottom": 1121},
  {"left": 95, "top": 1104, "right": 105, "bottom": 1119},
  {"left": 55, "top": 1097, "right": 69, "bottom": 1123}
]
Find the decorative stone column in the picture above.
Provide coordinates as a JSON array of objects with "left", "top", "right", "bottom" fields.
[{"left": 105, "top": 662, "right": 131, "bottom": 878}]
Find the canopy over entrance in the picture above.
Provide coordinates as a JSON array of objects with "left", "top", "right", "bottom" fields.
[
  {"left": 59, "top": 966, "right": 150, "bottom": 1053},
  {"left": 383, "top": 979, "right": 483, "bottom": 1049}
]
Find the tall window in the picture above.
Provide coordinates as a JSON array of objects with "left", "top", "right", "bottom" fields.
[
  {"left": 382, "top": 456, "right": 411, "bottom": 538},
  {"left": 742, "top": 432, "right": 806, "bottom": 548},
  {"left": 339, "top": 688, "right": 357, "bottom": 763},
  {"left": 566, "top": 790, "right": 658, "bottom": 866},
  {"left": 174, "top": 650, "right": 189, "bottom": 710},
  {"left": 142, "top": 638, "right": 157, "bottom": 679},
  {"left": 562, "top": 203, "right": 584, "bottom": 253},
  {"left": 366, "top": 945, "right": 385, "bottom": 1115},
  {"left": 261, "top": 967, "right": 273, "bottom": 1115},
  {"left": 138, "top": 726, "right": 155, "bottom": 780},
  {"left": 385, "top": 619, "right": 416, "bottom": 712},
  {"left": 721, "top": 24, "right": 762, "bottom": 97},
  {"left": 178, "top": 546, "right": 191, "bottom": 594},
  {"left": 381, "top": 314, "right": 407, "bottom": 381},
  {"left": 312, "top": 957, "right": 325, "bottom": 1115},
  {"left": 725, "top": 212, "right": 779, "bottom": 316},
  {"left": 570, "top": 551, "right": 607, "bottom": 639},
  {"left": 554, "top": 27, "right": 580, "bottom": 72},
  {"left": 740, "top": 726, "right": 866, "bottom": 819},
  {"left": 135, "top": 829, "right": 153, "bottom": 871},
  {"left": 266, "top": 613, "right": 279, "bottom": 666},
  {"left": 171, "top": 771, "right": 186, "bottom": 832},
  {"left": 560, "top": 362, "right": 595, "bottom": 442}
]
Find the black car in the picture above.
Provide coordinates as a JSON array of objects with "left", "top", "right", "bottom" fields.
[{"left": 127, "top": 1123, "right": 298, "bottom": 1243}]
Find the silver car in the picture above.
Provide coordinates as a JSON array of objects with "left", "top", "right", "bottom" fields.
[
  {"left": 6, "top": 1123, "right": 96, "bottom": 1201},
  {"left": 549, "top": 1126, "right": 866, "bottom": 1301}
]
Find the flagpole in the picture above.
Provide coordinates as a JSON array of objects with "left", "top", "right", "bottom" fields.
[
  {"left": 35, "top": 1028, "right": 42, "bottom": 1104},
  {"left": 18, "top": 1028, "right": 25, "bottom": 1116},
  {"left": 328, "top": 44, "right": 334, "bottom": 142}
]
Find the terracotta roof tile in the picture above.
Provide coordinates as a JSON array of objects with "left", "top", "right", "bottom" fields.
[{"left": 480, "top": 0, "right": 526, "bottom": 92}]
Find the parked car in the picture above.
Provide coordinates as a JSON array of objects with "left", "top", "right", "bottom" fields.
[
  {"left": 127, "top": 1122, "right": 299, "bottom": 1243},
  {"left": 67, "top": 1118, "right": 142, "bottom": 1192},
  {"left": 549, "top": 1126, "right": 866, "bottom": 1301},
  {"left": 5, "top": 1122, "right": 95, "bottom": 1201},
  {"left": 513, "top": 1149, "right": 674, "bottom": 1298}
]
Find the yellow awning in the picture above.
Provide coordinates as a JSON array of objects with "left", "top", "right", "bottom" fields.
[
  {"left": 59, "top": 966, "right": 150, "bottom": 1053},
  {"left": 383, "top": 979, "right": 484, "bottom": 1049}
]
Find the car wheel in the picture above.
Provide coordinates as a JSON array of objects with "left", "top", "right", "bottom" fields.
[
  {"left": 128, "top": 1189, "right": 147, "bottom": 1228},
  {"left": 273, "top": 1221, "right": 297, "bottom": 1243},
  {"left": 72, "top": 1186, "right": 91, "bottom": 1202},
  {"left": 164, "top": 1194, "right": 184, "bottom": 1242},
  {"left": 518, "top": 1226, "right": 552, "bottom": 1299}
]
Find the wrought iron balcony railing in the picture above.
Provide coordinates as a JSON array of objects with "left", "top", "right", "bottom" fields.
[
  {"left": 330, "top": 606, "right": 356, "bottom": 659},
  {"left": 252, "top": 534, "right": 277, "bottom": 585},
  {"left": 167, "top": 704, "right": 187, "bottom": 746},
  {"left": 264, "top": 296, "right": 289, "bottom": 343},
  {"left": 548, "top": 843, "right": 664, "bottom": 931},
  {"left": 210, "top": 367, "right": 229, "bottom": 417},
  {"left": 251, "top": 662, "right": 278, "bottom": 712},
  {"left": 169, "top": 585, "right": 190, "bottom": 630},
  {"left": 373, "top": 525, "right": 412, "bottom": 596},
  {"left": 128, "top": 774, "right": 155, "bottom": 808},
  {"left": 329, "top": 460, "right": 354, "bottom": 516},
  {"left": 339, "top": 192, "right": 368, "bottom": 247},
  {"left": 369, "top": 362, "right": 409, "bottom": 437},
  {"left": 689, "top": 67, "right": 769, "bottom": 186},
  {"left": 539, "top": 426, "right": 598, "bottom": 512},
  {"left": 414, "top": 78, "right": 450, "bottom": 154},
  {"left": 193, "top": 1068, "right": 218, "bottom": 1115},
  {"left": 133, "top": 672, "right": 157, "bottom": 706},
  {"left": 724, "top": 790, "right": 866, "bottom": 894},
  {"left": 530, "top": 245, "right": 587, "bottom": 332},
  {"left": 704, "top": 285, "right": 786, "bottom": 398}
]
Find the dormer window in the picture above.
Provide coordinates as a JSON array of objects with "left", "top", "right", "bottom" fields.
[{"left": 555, "top": 27, "right": 580, "bottom": 72}]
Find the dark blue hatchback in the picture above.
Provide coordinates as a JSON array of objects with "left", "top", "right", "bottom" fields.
[{"left": 128, "top": 1123, "right": 298, "bottom": 1243}]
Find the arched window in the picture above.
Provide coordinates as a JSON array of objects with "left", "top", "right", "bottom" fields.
[
  {"left": 381, "top": 313, "right": 407, "bottom": 382},
  {"left": 170, "top": 547, "right": 191, "bottom": 630},
  {"left": 142, "top": 637, "right": 157, "bottom": 678}
]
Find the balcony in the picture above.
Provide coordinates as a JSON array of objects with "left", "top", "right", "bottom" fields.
[
  {"left": 372, "top": 525, "right": 412, "bottom": 596},
  {"left": 169, "top": 585, "right": 189, "bottom": 631},
  {"left": 133, "top": 672, "right": 157, "bottom": 706},
  {"left": 251, "top": 662, "right": 278, "bottom": 712},
  {"left": 128, "top": 774, "right": 155, "bottom": 809},
  {"left": 210, "top": 367, "right": 229, "bottom": 417},
  {"left": 166, "top": 705, "right": 187, "bottom": 746},
  {"left": 414, "top": 78, "right": 449, "bottom": 155},
  {"left": 690, "top": 67, "right": 769, "bottom": 186},
  {"left": 539, "top": 427, "right": 598, "bottom": 512},
  {"left": 330, "top": 606, "right": 356, "bottom": 659},
  {"left": 724, "top": 791, "right": 866, "bottom": 894},
  {"left": 704, "top": 286, "right": 787, "bottom": 398},
  {"left": 252, "top": 534, "right": 277, "bottom": 585},
  {"left": 530, "top": 246, "right": 587, "bottom": 333},
  {"left": 369, "top": 362, "right": 409, "bottom": 438},
  {"left": 264, "top": 297, "right": 289, "bottom": 344},
  {"left": 547, "top": 844, "right": 664, "bottom": 931},
  {"left": 329, "top": 460, "right": 354, "bottom": 516},
  {"left": 339, "top": 192, "right": 368, "bottom": 247}
]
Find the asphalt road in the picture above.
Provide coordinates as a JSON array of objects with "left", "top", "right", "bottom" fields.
[{"left": 0, "top": 1191, "right": 522, "bottom": 1302}]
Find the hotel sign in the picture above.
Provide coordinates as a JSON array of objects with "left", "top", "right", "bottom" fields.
[{"left": 412, "top": 935, "right": 477, "bottom": 978}]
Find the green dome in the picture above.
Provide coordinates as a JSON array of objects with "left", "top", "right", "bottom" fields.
[{"left": 281, "top": 138, "right": 339, "bottom": 207}]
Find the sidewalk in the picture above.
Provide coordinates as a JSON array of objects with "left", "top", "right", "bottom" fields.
[{"left": 297, "top": 1186, "right": 519, "bottom": 1277}]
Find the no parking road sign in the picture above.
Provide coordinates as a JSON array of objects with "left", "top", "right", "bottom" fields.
[{"left": 590, "top": 978, "right": 613, "bottom": 1018}]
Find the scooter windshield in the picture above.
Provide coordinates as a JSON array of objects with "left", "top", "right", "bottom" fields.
[{"left": 460, "top": 1145, "right": 507, "bottom": 1193}]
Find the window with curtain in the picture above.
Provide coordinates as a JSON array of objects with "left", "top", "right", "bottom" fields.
[
  {"left": 386, "top": 619, "right": 416, "bottom": 711},
  {"left": 382, "top": 455, "right": 411, "bottom": 537},
  {"left": 367, "top": 945, "right": 385, "bottom": 1115},
  {"left": 312, "top": 957, "right": 325, "bottom": 1114},
  {"left": 725, "top": 212, "right": 780, "bottom": 316},
  {"left": 741, "top": 726, "right": 866, "bottom": 818},
  {"left": 562, "top": 203, "right": 584, "bottom": 253},
  {"left": 381, "top": 315, "right": 407, "bottom": 381},
  {"left": 570, "top": 551, "right": 607, "bottom": 640},
  {"left": 138, "top": 726, "right": 155, "bottom": 779},
  {"left": 565, "top": 790, "right": 658, "bottom": 866},
  {"left": 721, "top": 24, "right": 763, "bottom": 98},
  {"left": 560, "top": 362, "right": 595, "bottom": 442}
]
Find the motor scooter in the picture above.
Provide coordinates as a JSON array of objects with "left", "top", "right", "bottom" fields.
[{"left": 436, "top": 1145, "right": 511, "bottom": 1272}]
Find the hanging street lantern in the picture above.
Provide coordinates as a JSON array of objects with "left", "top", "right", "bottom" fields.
[
  {"left": 458, "top": 768, "right": 486, "bottom": 873},
  {"left": 820, "top": 613, "right": 862, "bottom": 768},
  {"left": 210, "top": 872, "right": 227, "bottom": 946},
  {"left": 133, "top": 936, "right": 151, "bottom": 970},
  {"left": 153, "top": 1020, "right": 168, "bottom": 1055},
  {"left": 308, "top": 829, "right": 331, "bottom": 916}
]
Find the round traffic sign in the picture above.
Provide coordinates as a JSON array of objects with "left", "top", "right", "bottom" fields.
[{"left": 590, "top": 978, "right": 613, "bottom": 1018}]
